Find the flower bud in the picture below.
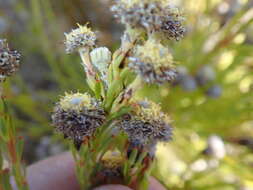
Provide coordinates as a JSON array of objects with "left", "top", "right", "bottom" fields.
[
  {"left": 94, "top": 151, "right": 124, "bottom": 186},
  {"left": 90, "top": 47, "right": 112, "bottom": 84},
  {"left": 101, "top": 151, "right": 124, "bottom": 169}
]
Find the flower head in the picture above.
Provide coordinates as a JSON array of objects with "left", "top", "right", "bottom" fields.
[
  {"left": 129, "top": 39, "right": 177, "bottom": 84},
  {"left": 64, "top": 24, "right": 97, "bottom": 54},
  {"left": 52, "top": 92, "right": 106, "bottom": 148},
  {"left": 120, "top": 100, "right": 173, "bottom": 145},
  {"left": 0, "top": 39, "right": 21, "bottom": 82},
  {"left": 111, "top": 0, "right": 163, "bottom": 31},
  {"left": 111, "top": 0, "right": 185, "bottom": 40}
]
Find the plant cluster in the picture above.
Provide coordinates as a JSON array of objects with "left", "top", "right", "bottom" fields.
[{"left": 49, "top": 0, "right": 185, "bottom": 189}]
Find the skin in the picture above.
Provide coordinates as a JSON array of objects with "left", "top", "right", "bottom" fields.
[{"left": 13, "top": 152, "right": 166, "bottom": 190}]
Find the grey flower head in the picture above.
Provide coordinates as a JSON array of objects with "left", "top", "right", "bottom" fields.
[
  {"left": 111, "top": 0, "right": 185, "bottom": 40},
  {"left": 128, "top": 39, "right": 177, "bottom": 84},
  {"left": 64, "top": 24, "right": 97, "bottom": 54},
  {"left": 51, "top": 93, "right": 106, "bottom": 149},
  {"left": 119, "top": 100, "right": 173, "bottom": 146},
  {"left": 0, "top": 39, "right": 21, "bottom": 82},
  {"left": 129, "top": 58, "right": 177, "bottom": 84}
]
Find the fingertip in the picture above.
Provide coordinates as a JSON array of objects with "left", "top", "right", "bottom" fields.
[
  {"left": 26, "top": 152, "right": 80, "bottom": 190},
  {"left": 93, "top": 184, "right": 133, "bottom": 190}
]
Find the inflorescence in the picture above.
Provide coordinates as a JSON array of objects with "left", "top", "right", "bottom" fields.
[
  {"left": 51, "top": 0, "right": 185, "bottom": 188},
  {"left": 128, "top": 39, "right": 177, "bottom": 84},
  {"left": 111, "top": 0, "right": 185, "bottom": 40},
  {"left": 52, "top": 92, "right": 106, "bottom": 148},
  {"left": 64, "top": 24, "right": 97, "bottom": 54},
  {"left": 0, "top": 39, "right": 21, "bottom": 82},
  {"left": 119, "top": 100, "right": 173, "bottom": 147}
]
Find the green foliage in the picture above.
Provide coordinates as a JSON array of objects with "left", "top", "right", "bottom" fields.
[{"left": 0, "top": 98, "right": 28, "bottom": 190}]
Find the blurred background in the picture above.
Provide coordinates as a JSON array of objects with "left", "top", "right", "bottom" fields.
[{"left": 0, "top": 0, "right": 253, "bottom": 189}]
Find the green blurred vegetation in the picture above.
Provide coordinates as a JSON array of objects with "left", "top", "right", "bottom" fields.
[{"left": 1, "top": 0, "right": 253, "bottom": 189}]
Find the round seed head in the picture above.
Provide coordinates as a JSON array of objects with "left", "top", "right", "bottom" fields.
[
  {"left": 129, "top": 39, "right": 177, "bottom": 84},
  {"left": 64, "top": 24, "right": 96, "bottom": 54},
  {"left": 120, "top": 100, "right": 173, "bottom": 145},
  {"left": 0, "top": 39, "right": 21, "bottom": 82},
  {"left": 52, "top": 92, "right": 106, "bottom": 147}
]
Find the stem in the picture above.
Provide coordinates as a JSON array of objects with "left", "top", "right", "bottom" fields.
[
  {"left": 78, "top": 48, "right": 96, "bottom": 77},
  {"left": 0, "top": 84, "right": 3, "bottom": 98}
]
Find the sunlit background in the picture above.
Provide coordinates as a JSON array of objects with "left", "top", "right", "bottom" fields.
[{"left": 1, "top": 0, "right": 253, "bottom": 189}]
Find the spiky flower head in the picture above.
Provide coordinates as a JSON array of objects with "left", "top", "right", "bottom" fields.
[
  {"left": 90, "top": 47, "right": 112, "bottom": 85},
  {"left": 111, "top": 0, "right": 185, "bottom": 40},
  {"left": 52, "top": 92, "right": 106, "bottom": 148},
  {"left": 129, "top": 39, "right": 177, "bottom": 84},
  {"left": 64, "top": 24, "right": 97, "bottom": 54},
  {"left": 120, "top": 100, "right": 173, "bottom": 145},
  {"left": 0, "top": 39, "right": 21, "bottom": 82}
]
